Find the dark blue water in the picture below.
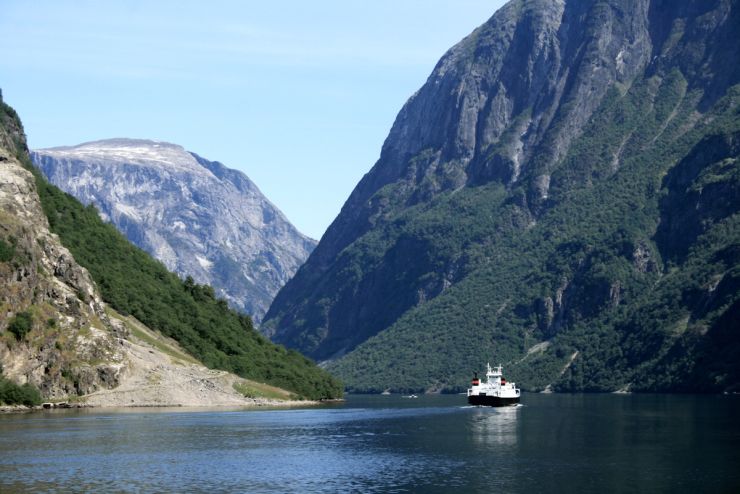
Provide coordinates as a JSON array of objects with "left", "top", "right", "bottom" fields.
[{"left": 1, "top": 394, "right": 739, "bottom": 493}]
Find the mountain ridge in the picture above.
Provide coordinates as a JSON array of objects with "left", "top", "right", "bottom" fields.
[{"left": 32, "top": 138, "right": 315, "bottom": 321}]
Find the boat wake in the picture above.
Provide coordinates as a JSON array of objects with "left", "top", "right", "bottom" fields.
[{"left": 459, "top": 403, "right": 524, "bottom": 409}]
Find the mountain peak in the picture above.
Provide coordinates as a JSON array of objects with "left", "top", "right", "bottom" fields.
[
  {"left": 32, "top": 140, "right": 316, "bottom": 321},
  {"left": 37, "top": 138, "right": 216, "bottom": 177}
]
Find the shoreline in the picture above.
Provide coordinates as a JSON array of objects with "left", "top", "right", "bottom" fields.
[{"left": 0, "top": 398, "right": 343, "bottom": 414}]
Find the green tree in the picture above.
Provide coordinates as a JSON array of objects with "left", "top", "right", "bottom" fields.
[{"left": 7, "top": 311, "right": 33, "bottom": 340}]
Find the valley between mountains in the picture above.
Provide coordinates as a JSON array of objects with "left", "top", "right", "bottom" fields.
[{"left": 2, "top": 0, "right": 739, "bottom": 406}]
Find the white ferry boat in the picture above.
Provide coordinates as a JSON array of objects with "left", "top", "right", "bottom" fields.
[{"left": 467, "top": 363, "right": 520, "bottom": 406}]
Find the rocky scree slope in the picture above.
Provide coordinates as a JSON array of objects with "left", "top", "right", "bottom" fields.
[
  {"left": 32, "top": 139, "right": 316, "bottom": 322},
  {"left": 263, "top": 0, "right": 740, "bottom": 393}
]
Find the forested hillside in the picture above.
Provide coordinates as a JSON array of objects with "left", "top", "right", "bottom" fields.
[{"left": 264, "top": 0, "right": 740, "bottom": 393}]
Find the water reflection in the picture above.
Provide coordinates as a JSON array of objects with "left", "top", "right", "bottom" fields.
[
  {"left": 2, "top": 395, "right": 738, "bottom": 493},
  {"left": 470, "top": 405, "right": 520, "bottom": 448}
]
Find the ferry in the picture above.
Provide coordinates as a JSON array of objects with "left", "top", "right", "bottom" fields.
[{"left": 467, "top": 363, "right": 520, "bottom": 406}]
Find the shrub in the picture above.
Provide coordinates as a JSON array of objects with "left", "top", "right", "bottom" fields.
[
  {"left": 0, "top": 377, "right": 43, "bottom": 406},
  {"left": 0, "top": 238, "right": 15, "bottom": 262},
  {"left": 7, "top": 311, "right": 33, "bottom": 340}
]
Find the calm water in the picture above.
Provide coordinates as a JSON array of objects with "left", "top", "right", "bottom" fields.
[{"left": 1, "top": 393, "right": 739, "bottom": 493}]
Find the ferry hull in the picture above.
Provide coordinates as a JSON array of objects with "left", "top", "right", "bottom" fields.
[{"left": 468, "top": 395, "right": 520, "bottom": 407}]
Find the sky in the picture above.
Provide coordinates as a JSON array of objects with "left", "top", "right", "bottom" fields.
[{"left": 1, "top": 0, "right": 507, "bottom": 240}]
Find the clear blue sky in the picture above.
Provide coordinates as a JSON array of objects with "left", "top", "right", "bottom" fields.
[{"left": 1, "top": 1, "right": 506, "bottom": 240}]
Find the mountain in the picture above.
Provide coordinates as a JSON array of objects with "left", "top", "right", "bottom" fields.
[
  {"left": 1, "top": 103, "right": 125, "bottom": 402},
  {"left": 1, "top": 93, "right": 342, "bottom": 403},
  {"left": 262, "top": 0, "right": 740, "bottom": 393},
  {"left": 31, "top": 139, "right": 315, "bottom": 322}
]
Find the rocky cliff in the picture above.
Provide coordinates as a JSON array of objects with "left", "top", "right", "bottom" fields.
[
  {"left": 1, "top": 103, "right": 126, "bottom": 399},
  {"left": 32, "top": 139, "right": 315, "bottom": 322},
  {"left": 263, "top": 0, "right": 740, "bottom": 393}
]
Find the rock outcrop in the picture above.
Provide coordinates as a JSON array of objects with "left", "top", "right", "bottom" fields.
[
  {"left": 1, "top": 120, "right": 126, "bottom": 399},
  {"left": 32, "top": 139, "right": 315, "bottom": 322}
]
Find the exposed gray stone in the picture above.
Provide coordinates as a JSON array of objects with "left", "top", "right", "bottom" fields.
[
  {"left": 0, "top": 147, "right": 125, "bottom": 399},
  {"left": 32, "top": 139, "right": 316, "bottom": 322}
]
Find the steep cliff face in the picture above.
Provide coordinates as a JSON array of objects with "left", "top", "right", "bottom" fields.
[
  {"left": 263, "top": 0, "right": 740, "bottom": 392},
  {"left": 1, "top": 105, "right": 126, "bottom": 399},
  {"left": 32, "top": 139, "right": 315, "bottom": 322},
  {"left": 298, "top": 0, "right": 653, "bottom": 267}
]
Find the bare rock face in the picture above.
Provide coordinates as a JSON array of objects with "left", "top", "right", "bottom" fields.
[
  {"left": 32, "top": 139, "right": 316, "bottom": 322},
  {"left": 0, "top": 146, "right": 126, "bottom": 399},
  {"left": 309, "top": 0, "right": 654, "bottom": 265}
]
